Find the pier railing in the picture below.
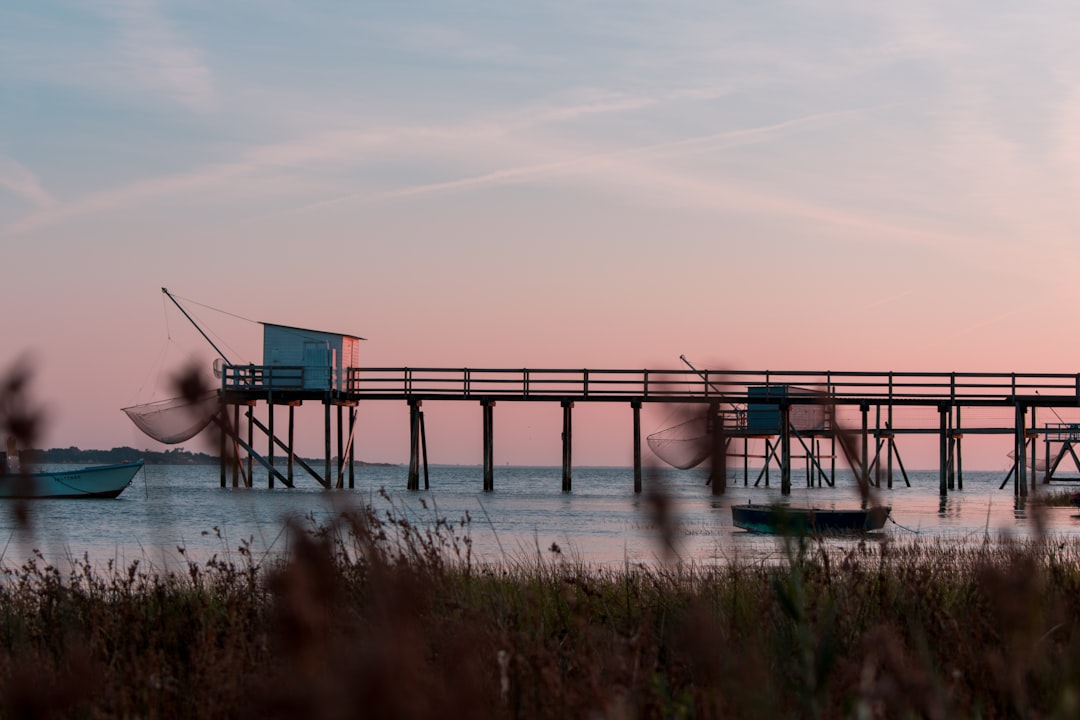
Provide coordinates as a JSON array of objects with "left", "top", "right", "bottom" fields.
[
  {"left": 222, "top": 366, "right": 1080, "bottom": 406},
  {"left": 343, "top": 368, "right": 1080, "bottom": 405}
]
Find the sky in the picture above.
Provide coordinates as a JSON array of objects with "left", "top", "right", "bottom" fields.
[{"left": 3, "top": 0, "right": 1080, "bottom": 471}]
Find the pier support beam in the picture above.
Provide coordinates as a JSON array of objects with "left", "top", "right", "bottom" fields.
[
  {"left": 887, "top": 404, "right": 894, "bottom": 489},
  {"left": 939, "top": 403, "right": 949, "bottom": 497},
  {"left": 955, "top": 406, "right": 963, "bottom": 490},
  {"left": 482, "top": 401, "right": 495, "bottom": 492},
  {"left": 780, "top": 403, "right": 791, "bottom": 496},
  {"left": 874, "top": 405, "right": 881, "bottom": 488},
  {"left": 219, "top": 403, "right": 227, "bottom": 488},
  {"left": 561, "top": 401, "right": 573, "bottom": 493},
  {"left": 324, "top": 398, "right": 331, "bottom": 491},
  {"left": 288, "top": 405, "right": 295, "bottom": 487},
  {"left": 709, "top": 401, "right": 725, "bottom": 496},
  {"left": 232, "top": 404, "right": 241, "bottom": 488},
  {"left": 860, "top": 403, "right": 869, "bottom": 491},
  {"left": 632, "top": 401, "right": 642, "bottom": 494},
  {"left": 348, "top": 406, "right": 356, "bottom": 489},
  {"left": 268, "top": 401, "right": 275, "bottom": 488},
  {"left": 408, "top": 400, "right": 422, "bottom": 491},
  {"left": 1030, "top": 408, "right": 1038, "bottom": 493},
  {"left": 947, "top": 406, "right": 956, "bottom": 491},
  {"left": 420, "top": 408, "right": 429, "bottom": 490},
  {"left": 246, "top": 405, "right": 254, "bottom": 487},
  {"left": 1015, "top": 403, "right": 1028, "bottom": 498},
  {"left": 336, "top": 405, "right": 344, "bottom": 489}
]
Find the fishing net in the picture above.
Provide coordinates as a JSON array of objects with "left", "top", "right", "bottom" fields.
[
  {"left": 122, "top": 392, "right": 220, "bottom": 444},
  {"left": 647, "top": 416, "right": 712, "bottom": 470}
]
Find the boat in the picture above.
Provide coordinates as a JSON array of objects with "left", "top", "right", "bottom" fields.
[
  {"left": 732, "top": 503, "right": 891, "bottom": 534},
  {"left": 0, "top": 461, "right": 143, "bottom": 499}
]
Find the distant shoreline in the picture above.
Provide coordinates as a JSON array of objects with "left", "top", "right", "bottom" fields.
[{"left": 20, "top": 446, "right": 399, "bottom": 467}]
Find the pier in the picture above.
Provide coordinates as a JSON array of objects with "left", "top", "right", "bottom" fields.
[{"left": 215, "top": 364, "right": 1080, "bottom": 497}]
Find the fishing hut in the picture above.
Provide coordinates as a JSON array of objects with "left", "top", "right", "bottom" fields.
[
  {"left": 217, "top": 322, "right": 365, "bottom": 489},
  {"left": 123, "top": 290, "right": 365, "bottom": 490}
]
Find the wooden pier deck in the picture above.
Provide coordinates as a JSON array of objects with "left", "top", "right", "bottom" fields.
[{"left": 216, "top": 365, "right": 1080, "bottom": 496}]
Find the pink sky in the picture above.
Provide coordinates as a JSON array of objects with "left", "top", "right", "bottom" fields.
[{"left": 4, "top": 1, "right": 1080, "bottom": 471}]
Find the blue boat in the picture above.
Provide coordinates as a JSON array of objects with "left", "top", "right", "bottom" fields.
[
  {"left": 0, "top": 461, "right": 143, "bottom": 499},
  {"left": 732, "top": 503, "right": 890, "bottom": 534}
]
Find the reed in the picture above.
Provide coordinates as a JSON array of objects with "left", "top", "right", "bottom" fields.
[
  {"left": 7, "top": 364, "right": 1080, "bottom": 717},
  {"left": 1, "top": 503, "right": 1080, "bottom": 718}
]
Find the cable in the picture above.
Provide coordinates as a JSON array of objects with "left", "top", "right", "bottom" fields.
[
  {"left": 888, "top": 515, "right": 921, "bottom": 534},
  {"left": 171, "top": 293, "right": 258, "bottom": 324}
]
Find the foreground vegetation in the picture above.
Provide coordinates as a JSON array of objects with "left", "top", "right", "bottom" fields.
[
  {"left": 4, "top": 360, "right": 1080, "bottom": 717},
  {"left": 2, "top": 501, "right": 1080, "bottom": 719}
]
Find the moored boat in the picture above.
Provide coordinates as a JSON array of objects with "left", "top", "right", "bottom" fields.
[
  {"left": 732, "top": 503, "right": 891, "bottom": 534},
  {"left": 0, "top": 461, "right": 143, "bottom": 499}
]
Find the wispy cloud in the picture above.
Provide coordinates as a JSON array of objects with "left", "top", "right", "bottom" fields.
[
  {"left": 296, "top": 105, "right": 914, "bottom": 227},
  {"left": 101, "top": 0, "right": 215, "bottom": 113},
  {"left": 0, "top": 155, "right": 55, "bottom": 210},
  {"left": 0, "top": 96, "right": 931, "bottom": 246}
]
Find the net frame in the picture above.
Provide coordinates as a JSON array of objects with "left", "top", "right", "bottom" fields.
[{"left": 122, "top": 391, "right": 220, "bottom": 445}]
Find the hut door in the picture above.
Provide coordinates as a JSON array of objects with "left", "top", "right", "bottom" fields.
[{"left": 303, "top": 341, "right": 330, "bottom": 390}]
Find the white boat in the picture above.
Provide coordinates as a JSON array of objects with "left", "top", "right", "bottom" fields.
[{"left": 0, "top": 461, "right": 143, "bottom": 499}]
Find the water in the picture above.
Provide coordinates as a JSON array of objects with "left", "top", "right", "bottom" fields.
[{"left": 3, "top": 464, "right": 1080, "bottom": 570}]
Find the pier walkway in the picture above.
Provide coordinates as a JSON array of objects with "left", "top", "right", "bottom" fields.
[{"left": 217, "top": 366, "right": 1080, "bottom": 497}]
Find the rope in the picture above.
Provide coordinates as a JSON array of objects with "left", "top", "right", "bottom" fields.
[
  {"left": 171, "top": 293, "right": 258, "bottom": 324},
  {"left": 888, "top": 515, "right": 921, "bottom": 534},
  {"left": 162, "top": 299, "right": 249, "bottom": 365}
]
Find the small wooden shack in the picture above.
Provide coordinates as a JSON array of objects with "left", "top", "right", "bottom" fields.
[{"left": 261, "top": 322, "right": 364, "bottom": 391}]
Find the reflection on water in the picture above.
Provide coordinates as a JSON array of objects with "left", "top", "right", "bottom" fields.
[{"left": 1, "top": 465, "right": 1079, "bottom": 568}]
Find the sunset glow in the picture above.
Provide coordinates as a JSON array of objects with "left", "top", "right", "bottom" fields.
[{"left": 4, "top": 1, "right": 1080, "bottom": 469}]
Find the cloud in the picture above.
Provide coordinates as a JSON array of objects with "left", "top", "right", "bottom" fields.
[
  {"left": 101, "top": 0, "right": 216, "bottom": 113},
  {"left": 0, "top": 95, "right": 932, "bottom": 248},
  {"left": 0, "top": 155, "right": 55, "bottom": 210}
]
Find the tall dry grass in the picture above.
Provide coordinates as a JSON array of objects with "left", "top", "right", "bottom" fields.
[
  {"left": 2, "top": 508, "right": 1080, "bottom": 718},
  {"left": 5, "top": 362, "right": 1080, "bottom": 718}
]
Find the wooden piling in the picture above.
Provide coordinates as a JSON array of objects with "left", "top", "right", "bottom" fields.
[
  {"left": 765, "top": 438, "right": 771, "bottom": 487},
  {"left": 219, "top": 403, "right": 227, "bottom": 488},
  {"left": 407, "top": 400, "right": 422, "bottom": 491},
  {"left": 562, "top": 401, "right": 573, "bottom": 493},
  {"left": 874, "top": 405, "right": 881, "bottom": 488},
  {"left": 1044, "top": 427, "right": 1051, "bottom": 485},
  {"left": 268, "top": 401, "right": 275, "bottom": 488},
  {"left": 246, "top": 406, "right": 254, "bottom": 487},
  {"left": 232, "top": 404, "right": 240, "bottom": 488},
  {"left": 939, "top": 404, "right": 948, "bottom": 497},
  {"left": 482, "top": 400, "right": 495, "bottom": 492},
  {"left": 324, "top": 398, "right": 331, "bottom": 491},
  {"left": 860, "top": 403, "right": 869, "bottom": 491},
  {"left": 887, "top": 375, "right": 894, "bottom": 489},
  {"left": 632, "top": 401, "right": 642, "bottom": 494},
  {"left": 1015, "top": 403, "right": 1027, "bottom": 498},
  {"left": 744, "top": 437, "right": 749, "bottom": 487},
  {"left": 1030, "top": 407, "right": 1037, "bottom": 492},
  {"left": 336, "top": 404, "right": 344, "bottom": 489},
  {"left": 955, "top": 405, "right": 962, "bottom": 490},
  {"left": 780, "top": 403, "right": 791, "bottom": 496},
  {"left": 420, "top": 408, "right": 429, "bottom": 490},
  {"left": 348, "top": 406, "right": 356, "bottom": 489},
  {"left": 288, "top": 405, "right": 295, "bottom": 487}
]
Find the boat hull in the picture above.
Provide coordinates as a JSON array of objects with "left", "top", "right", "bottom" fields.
[
  {"left": 732, "top": 503, "right": 890, "bottom": 534},
  {"left": 0, "top": 462, "right": 143, "bottom": 499}
]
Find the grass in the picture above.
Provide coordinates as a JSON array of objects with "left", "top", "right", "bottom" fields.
[
  {"left": 3, "top": 503, "right": 1080, "bottom": 718},
  {"left": 7, "top": 361, "right": 1080, "bottom": 717},
  {"left": 1037, "top": 487, "right": 1080, "bottom": 507}
]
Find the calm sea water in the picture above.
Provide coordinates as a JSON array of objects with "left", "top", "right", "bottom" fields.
[{"left": 3, "top": 464, "right": 1080, "bottom": 570}]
